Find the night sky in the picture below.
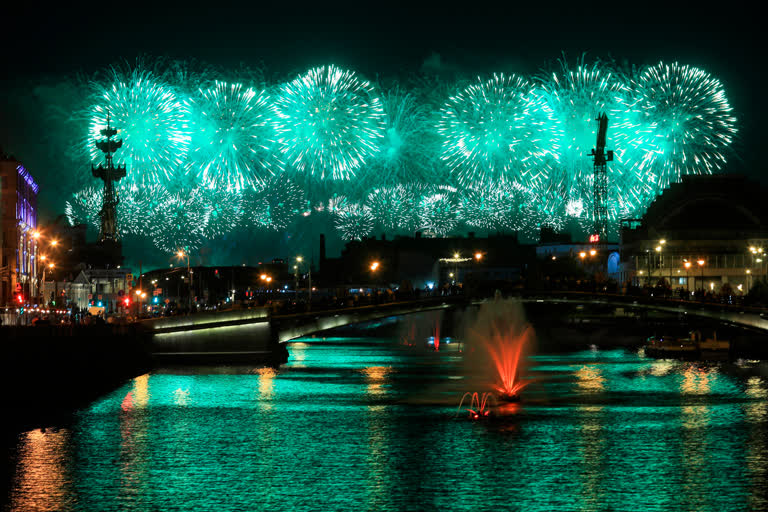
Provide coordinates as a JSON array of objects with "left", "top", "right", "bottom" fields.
[{"left": 0, "top": 4, "right": 762, "bottom": 265}]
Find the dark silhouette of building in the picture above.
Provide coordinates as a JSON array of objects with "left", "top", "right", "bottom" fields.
[
  {"left": 620, "top": 174, "right": 768, "bottom": 293},
  {"left": 319, "top": 232, "right": 535, "bottom": 292}
]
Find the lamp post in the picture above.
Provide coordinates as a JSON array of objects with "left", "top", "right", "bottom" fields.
[
  {"left": 368, "top": 260, "right": 381, "bottom": 295},
  {"left": 177, "top": 250, "right": 191, "bottom": 311},
  {"left": 697, "top": 259, "right": 705, "bottom": 293},
  {"left": 684, "top": 261, "right": 691, "bottom": 296},
  {"left": 295, "top": 256, "right": 303, "bottom": 302}
]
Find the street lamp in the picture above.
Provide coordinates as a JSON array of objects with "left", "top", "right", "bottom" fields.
[
  {"left": 697, "top": 259, "right": 705, "bottom": 293},
  {"left": 684, "top": 261, "right": 692, "bottom": 295},
  {"left": 474, "top": 252, "right": 483, "bottom": 261},
  {"left": 177, "top": 249, "right": 192, "bottom": 311},
  {"left": 579, "top": 251, "right": 587, "bottom": 259}
]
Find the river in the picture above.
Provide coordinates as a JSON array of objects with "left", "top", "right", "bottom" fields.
[{"left": 4, "top": 332, "right": 768, "bottom": 511}]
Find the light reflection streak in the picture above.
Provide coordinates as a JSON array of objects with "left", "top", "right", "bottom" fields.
[
  {"left": 289, "top": 342, "right": 309, "bottom": 367},
  {"left": 680, "top": 365, "right": 713, "bottom": 509},
  {"left": 745, "top": 376, "right": 768, "bottom": 510},
  {"left": 256, "top": 367, "right": 277, "bottom": 412},
  {"left": 575, "top": 365, "right": 605, "bottom": 393},
  {"left": 119, "top": 374, "right": 150, "bottom": 500},
  {"left": 361, "top": 366, "right": 393, "bottom": 396},
  {"left": 12, "top": 429, "right": 72, "bottom": 511},
  {"left": 363, "top": 366, "right": 393, "bottom": 507},
  {"left": 576, "top": 365, "right": 606, "bottom": 507}
]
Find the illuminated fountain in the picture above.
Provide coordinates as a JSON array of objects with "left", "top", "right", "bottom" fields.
[
  {"left": 464, "top": 292, "right": 533, "bottom": 404},
  {"left": 457, "top": 392, "right": 496, "bottom": 420}
]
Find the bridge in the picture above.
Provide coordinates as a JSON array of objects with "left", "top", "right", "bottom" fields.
[
  {"left": 139, "top": 292, "right": 768, "bottom": 364},
  {"left": 141, "top": 296, "right": 466, "bottom": 364}
]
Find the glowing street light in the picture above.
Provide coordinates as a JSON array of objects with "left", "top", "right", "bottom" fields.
[
  {"left": 697, "top": 259, "right": 705, "bottom": 293},
  {"left": 370, "top": 261, "right": 380, "bottom": 271},
  {"left": 474, "top": 252, "right": 483, "bottom": 261},
  {"left": 684, "top": 260, "right": 692, "bottom": 294},
  {"left": 579, "top": 252, "right": 587, "bottom": 259},
  {"left": 589, "top": 249, "right": 597, "bottom": 256},
  {"left": 177, "top": 249, "right": 192, "bottom": 311}
]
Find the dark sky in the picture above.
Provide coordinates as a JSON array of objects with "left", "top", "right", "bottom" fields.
[{"left": 0, "top": 3, "right": 763, "bottom": 265}]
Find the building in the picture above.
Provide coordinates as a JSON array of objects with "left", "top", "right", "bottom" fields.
[
  {"left": 620, "top": 174, "right": 768, "bottom": 294},
  {"left": 319, "top": 232, "right": 535, "bottom": 291},
  {"left": 43, "top": 268, "right": 132, "bottom": 311},
  {"left": 0, "top": 153, "right": 38, "bottom": 305}
]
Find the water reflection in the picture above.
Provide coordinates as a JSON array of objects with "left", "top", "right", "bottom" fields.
[
  {"left": 576, "top": 365, "right": 606, "bottom": 393},
  {"left": 746, "top": 376, "right": 768, "bottom": 510},
  {"left": 5, "top": 341, "right": 768, "bottom": 511},
  {"left": 575, "top": 365, "right": 606, "bottom": 509},
  {"left": 255, "top": 367, "right": 277, "bottom": 411},
  {"left": 11, "top": 429, "right": 72, "bottom": 511},
  {"left": 361, "top": 366, "right": 392, "bottom": 397},
  {"left": 119, "top": 374, "right": 151, "bottom": 503}
]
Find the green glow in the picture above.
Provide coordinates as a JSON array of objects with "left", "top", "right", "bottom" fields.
[{"left": 74, "top": 58, "right": 737, "bottom": 245}]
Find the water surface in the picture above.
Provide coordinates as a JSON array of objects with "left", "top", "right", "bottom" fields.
[{"left": 6, "top": 337, "right": 768, "bottom": 511}]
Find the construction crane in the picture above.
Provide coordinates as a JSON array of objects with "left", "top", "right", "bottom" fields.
[{"left": 589, "top": 113, "right": 613, "bottom": 242}]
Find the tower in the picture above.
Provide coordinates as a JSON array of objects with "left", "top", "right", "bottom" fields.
[
  {"left": 92, "top": 113, "right": 127, "bottom": 244},
  {"left": 590, "top": 113, "right": 613, "bottom": 242}
]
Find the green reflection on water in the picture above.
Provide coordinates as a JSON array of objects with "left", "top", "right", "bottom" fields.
[{"left": 8, "top": 339, "right": 768, "bottom": 511}]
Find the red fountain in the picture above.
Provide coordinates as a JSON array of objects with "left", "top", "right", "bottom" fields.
[
  {"left": 457, "top": 392, "right": 496, "bottom": 420},
  {"left": 484, "top": 325, "right": 532, "bottom": 401}
]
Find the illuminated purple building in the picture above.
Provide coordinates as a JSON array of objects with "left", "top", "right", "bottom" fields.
[{"left": 1, "top": 153, "right": 38, "bottom": 305}]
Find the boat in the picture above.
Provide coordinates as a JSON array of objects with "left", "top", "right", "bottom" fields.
[{"left": 644, "top": 330, "right": 730, "bottom": 360}]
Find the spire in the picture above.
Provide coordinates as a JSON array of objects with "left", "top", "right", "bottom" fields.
[{"left": 92, "top": 111, "right": 127, "bottom": 244}]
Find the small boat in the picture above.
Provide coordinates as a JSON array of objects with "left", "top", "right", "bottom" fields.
[
  {"left": 644, "top": 330, "right": 730, "bottom": 360},
  {"left": 644, "top": 333, "right": 698, "bottom": 359}
]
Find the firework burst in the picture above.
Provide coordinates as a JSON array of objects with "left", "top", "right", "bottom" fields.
[
  {"left": 365, "top": 185, "right": 420, "bottom": 232},
  {"left": 538, "top": 60, "right": 641, "bottom": 215},
  {"left": 65, "top": 187, "right": 102, "bottom": 229},
  {"left": 459, "top": 182, "right": 535, "bottom": 232},
  {"left": 198, "top": 186, "right": 245, "bottom": 237},
  {"left": 416, "top": 186, "right": 459, "bottom": 237},
  {"left": 187, "top": 81, "right": 283, "bottom": 191},
  {"left": 630, "top": 61, "right": 737, "bottom": 192},
  {"left": 333, "top": 203, "right": 375, "bottom": 241},
  {"left": 87, "top": 68, "right": 190, "bottom": 186},
  {"left": 150, "top": 189, "right": 209, "bottom": 253},
  {"left": 275, "top": 65, "right": 385, "bottom": 181},
  {"left": 438, "top": 73, "right": 560, "bottom": 189}
]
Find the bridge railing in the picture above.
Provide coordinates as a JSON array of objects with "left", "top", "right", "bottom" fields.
[{"left": 518, "top": 289, "right": 768, "bottom": 316}]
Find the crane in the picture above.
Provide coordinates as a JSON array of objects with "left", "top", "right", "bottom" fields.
[{"left": 589, "top": 113, "right": 613, "bottom": 242}]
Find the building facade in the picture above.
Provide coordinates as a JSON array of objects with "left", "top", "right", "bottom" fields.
[
  {"left": 0, "top": 155, "right": 38, "bottom": 305},
  {"left": 43, "top": 268, "right": 132, "bottom": 311},
  {"left": 620, "top": 174, "right": 768, "bottom": 295}
]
